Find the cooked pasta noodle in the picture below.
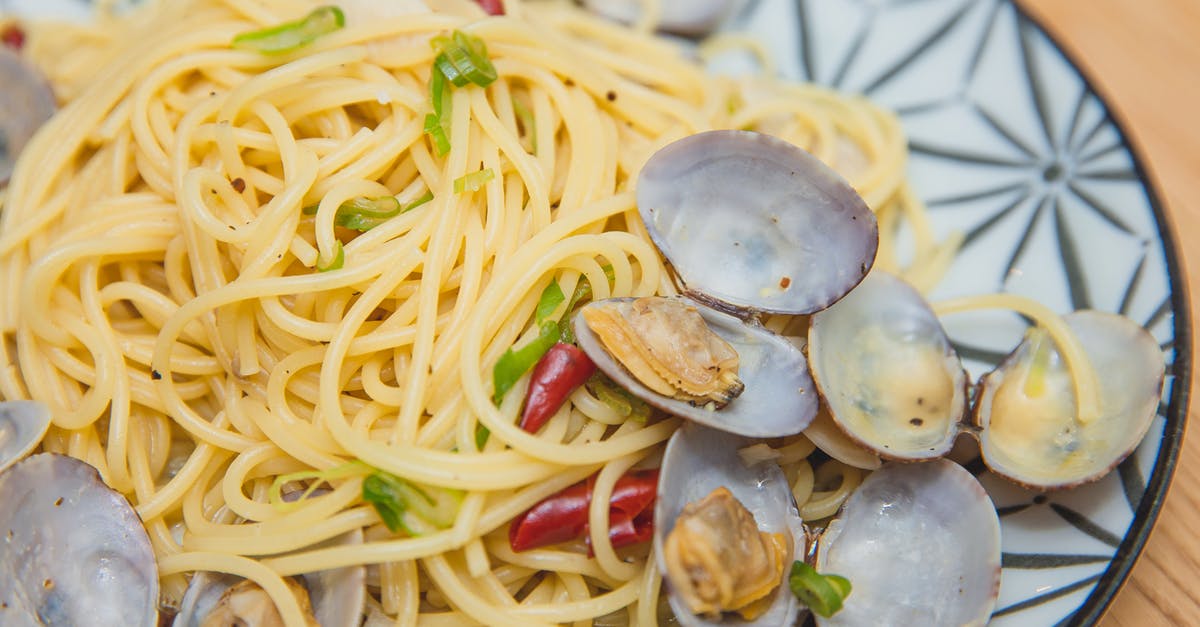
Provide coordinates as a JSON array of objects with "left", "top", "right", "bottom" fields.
[{"left": 0, "top": 0, "right": 1041, "bottom": 624}]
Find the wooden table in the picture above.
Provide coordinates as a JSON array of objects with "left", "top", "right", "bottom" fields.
[{"left": 1016, "top": 1, "right": 1200, "bottom": 625}]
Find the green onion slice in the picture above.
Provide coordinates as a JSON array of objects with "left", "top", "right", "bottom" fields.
[
  {"left": 453, "top": 168, "right": 495, "bottom": 194},
  {"left": 430, "top": 30, "right": 498, "bottom": 88},
  {"left": 424, "top": 113, "right": 452, "bottom": 156},
  {"left": 586, "top": 372, "right": 651, "bottom": 423},
  {"left": 316, "top": 241, "right": 344, "bottom": 272},
  {"left": 362, "top": 470, "right": 464, "bottom": 535},
  {"left": 492, "top": 320, "right": 559, "bottom": 405},
  {"left": 474, "top": 424, "right": 490, "bottom": 451},
  {"left": 535, "top": 280, "right": 566, "bottom": 324},
  {"left": 512, "top": 96, "right": 536, "bottom": 153},
  {"left": 267, "top": 460, "right": 371, "bottom": 510},
  {"left": 232, "top": 6, "right": 345, "bottom": 55},
  {"left": 789, "top": 561, "right": 852, "bottom": 618}
]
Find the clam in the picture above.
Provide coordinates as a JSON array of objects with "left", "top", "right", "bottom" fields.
[
  {"left": 173, "top": 529, "right": 365, "bottom": 627},
  {"left": 637, "top": 130, "right": 878, "bottom": 316},
  {"left": 573, "top": 130, "right": 877, "bottom": 438},
  {"left": 574, "top": 296, "right": 818, "bottom": 437},
  {"left": 1, "top": 46, "right": 56, "bottom": 185},
  {"left": 812, "top": 459, "right": 1001, "bottom": 626},
  {"left": 580, "top": 0, "right": 740, "bottom": 36},
  {"left": 808, "top": 270, "right": 968, "bottom": 460},
  {"left": 654, "top": 422, "right": 805, "bottom": 626},
  {"left": 0, "top": 400, "right": 52, "bottom": 472},
  {"left": 0, "top": 453, "right": 159, "bottom": 625},
  {"left": 972, "top": 310, "right": 1163, "bottom": 489}
]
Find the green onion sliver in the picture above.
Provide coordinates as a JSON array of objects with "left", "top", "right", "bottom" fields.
[
  {"left": 492, "top": 320, "right": 559, "bottom": 405},
  {"left": 232, "top": 6, "right": 345, "bottom": 55},
  {"left": 454, "top": 168, "right": 495, "bottom": 194},
  {"left": 430, "top": 30, "right": 498, "bottom": 88},
  {"left": 789, "top": 561, "right": 851, "bottom": 618},
  {"left": 317, "top": 241, "right": 344, "bottom": 272}
]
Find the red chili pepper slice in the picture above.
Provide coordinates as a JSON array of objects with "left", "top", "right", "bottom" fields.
[
  {"left": 2, "top": 24, "right": 26, "bottom": 51},
  {"left": 509, "top": 469, "right": 658, "bottom": 553},
  {"left": 475, "top": 0, "right": 505, "bottom": 16},
  {"left": 519, "top": 342, "right": 595, "bottom": 434}
]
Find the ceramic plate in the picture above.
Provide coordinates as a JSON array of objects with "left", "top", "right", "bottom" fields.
[
  {"left": 1, "top": 0, "right": 1189, "bottom": 624},
  {"left": 714, "top": 0, "right": 1188, "bottom": 624}
]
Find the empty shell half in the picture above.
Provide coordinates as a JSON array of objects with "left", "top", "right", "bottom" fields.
[
  {"left": 0, "top": 453, "right": 159, "bottom": 626},
  {"left": 0, "top": 400, "right": 51, "bottom": 473},
  {"left": 808, "top": 271, "right": 968, "bottom": 460},
  {"left": 813, "top": 459, "right": 1001, "bottom": 626},
  {"left": 637, "top": 130, "right": 878, "bottom": 316},
  {"left": 574, "top": 296, "right": 818, "bottom": 437},
  {"left": 972, "top": 310, "right": 1164, "bottom": 490}
]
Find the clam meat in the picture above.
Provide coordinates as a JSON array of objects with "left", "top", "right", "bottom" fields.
[
  {"left": 663, "top": 486, "right": 789, "bottom": 620},
  {"left": 575, "top": 297, "right": 818, "bottom": 438},
  {"left": 654, "top": 423, "right": 804, "bottom": 626},
  {"left": 580, "top": 296, "right": 744, "bottom": 407},
  {"left": 973, "top": 310, "right": 1163, "bottom": 489},
  {"left": 0, "top": 453, "right": 159, "bottom": 626},
  {"left": 201, "top": 579, "right": 318, "bottom": 627},
  {"left": 808, "top": 271, "right": 967, "bottom": 460}
]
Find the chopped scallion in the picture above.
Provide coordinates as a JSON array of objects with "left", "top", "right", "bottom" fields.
[
  {"left": 317, "top": 241, "right": 344, "bottom": 272},
  {"left": 535, "top": 280, "right": 566, "bottom": 324},
  {"left": 267, "top": 460, "right": 371, "bottom": 510},
  {"left": 474, "top": 424, "right": 490, "bottom": 451},
  {"left": 232, "top": 6, "right": 345, "bottom": 55},
  {"left": 453, "top": 168, "right": 495, "bottom": 194},
  {"left": 362, "top": 469, "right": 464, "bottom": 535},
  {"left": 512, "top": 97, "right": 536, "bottom": 154},
  {"left": 430, "top": 30, "right": 498, "bottom": 88},
  {"left": 492, "top": 320, "right": 559, "bottom": 405},
  {"left": 789, "top": 561, "right": 851, "bottom": 618}
]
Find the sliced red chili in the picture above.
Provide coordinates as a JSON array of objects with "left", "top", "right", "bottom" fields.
[
  {"left": 509, "top": 469, "right": 658, "bottom": 553},
  {"left": 2, "top": 24, "right": 26, "bottom": 51},
  {"left": 475, "top": 0, "right": 505, "bottom": 16},
  {"left": 519, "top": 342, "right": 595, "bottom": 434}
]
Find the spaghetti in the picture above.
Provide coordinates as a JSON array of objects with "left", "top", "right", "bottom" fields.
[{"left": 0, "top": 0, "right": 1082, "bottom": 625}]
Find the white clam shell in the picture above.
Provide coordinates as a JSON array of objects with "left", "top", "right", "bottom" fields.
[
  {"left": 808, "top": 271, "right": 967, "bottom": 460},
  {"left": 0, "top": 454, "right": 159, "bottom": 626},
  {"left": 973, "top": 310, "right": 1164, "bottom": 489},
  {"left": 173, "top": 528, "right": 365, "bottom": 627},
  {"left": 581, "top": 0, "right": 739, "bottom": 36},
  {"left": 574, "top": 297, "right": 818, "bottom": 437},
  {"left": 654, "top": 423, "right": 805, "bottom": 626},
  {"left": 0, "top": 400, "right": 51, "bottom": 473},
  {"left": 637, "top": 130, "right": 878, "bottom": 316},
  {"left": 0, "top": 47, "right": 57, "bottom": 185},
  {"left": 814, "top": 459, "right": 1001, "bottom": 627}
]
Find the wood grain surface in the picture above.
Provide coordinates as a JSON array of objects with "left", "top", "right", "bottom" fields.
[{"left": 1016, "top": 1, "right": 1200, "bottom": 625}]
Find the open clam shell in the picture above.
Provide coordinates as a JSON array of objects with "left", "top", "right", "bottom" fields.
[
  {"left": 654, "top": 423, "right": 805, "bottom": 626},
  {"left": 637, "top": 130, "right": 878, "bottom": 316},
  {"left": 813, "top": 459, "right": 1001, "bottom": 626},
  {"left": 0, "top": 453, "right": 159, "bottom": 625},
  {"left": 581, "top": 0, "right": 739, "bottom": 36},
  {"left": 0, "top": 400, "right": 51, "bottom": 472},
  {"left": 808, "top": 271, "right": 968, "bottom": 460},
  {"left": 972, "top": 310, "right": 1164, "bottom": 490},
  {"left": 173, "top": 528, "right": 365, "bottom": 626},
  {"left": 574, "top": 296, "right": 819, "bottom": 437}
]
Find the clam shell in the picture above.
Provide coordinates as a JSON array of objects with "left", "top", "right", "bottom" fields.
[
  {"left": 574, "top": 297, "right": 818, "bottom": 437},
  {"left": 0, "top": 400, "right": 51, "bottom": 473},
  {"left": 973, "top": 310, "right": 1164, "bottom": 490},
  {"left": 173, "top": 528, "right": 365, "bottom": 626},
  {"left": 808, "top": 271, "right": 967, "bottom": 460},
  {"left": 814, "top": 459, "right": 1000, "bottom": 627},
  {"left": 0, "top": 453, "right": 159, "bottom": 626},
  {"left": 637, "top": 130, "right": 878, "bottom": 316},
  {"left": 654, "top": 423, "right": 805, "bottom": 626},
  {"left": 1, "top": 47, "right": 57, "bottom": 185},
  {"left": 580, "top": 0, "right": 738, "bottom": 35}
]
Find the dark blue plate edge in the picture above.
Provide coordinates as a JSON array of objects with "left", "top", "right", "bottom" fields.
[{"left": 1008, "top": 2, "right": 1193, "bottom": 624}]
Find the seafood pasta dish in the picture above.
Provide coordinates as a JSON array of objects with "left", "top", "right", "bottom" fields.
[{"left": 0, "top": 0, "right": 1165, "bottom": 625}]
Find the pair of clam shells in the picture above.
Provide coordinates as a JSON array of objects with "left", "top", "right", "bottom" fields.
[{"left": 569, "top": 130, "right": 1163, "bottom": 625}]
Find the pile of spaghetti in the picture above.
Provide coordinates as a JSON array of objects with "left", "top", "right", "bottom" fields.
[{"left": 0, "top": 0, "right": 954, "bottom": 624}]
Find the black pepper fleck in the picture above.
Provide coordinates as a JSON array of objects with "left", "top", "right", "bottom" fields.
[
  {"left": 151, "top": 370, "right": 162, "bottom": 380},
  {"left": 230, "top": 178, "right": 246, "bottom": 193},
  {"left": 605, "top": 91, "right": 617, "bottom": 102}
]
